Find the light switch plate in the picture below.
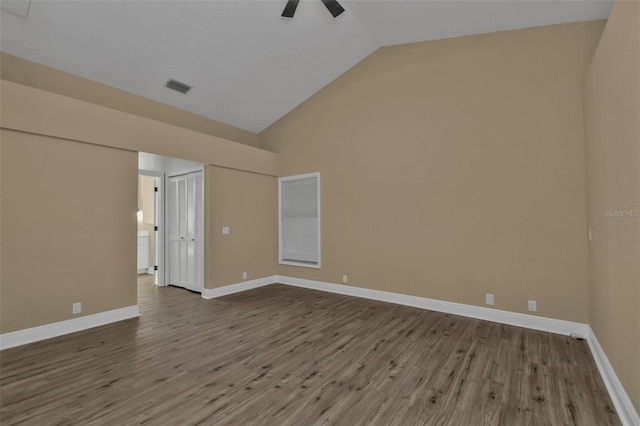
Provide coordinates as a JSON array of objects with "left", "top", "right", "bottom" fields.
[{"left": 222, "top": 226, "right": 230, "bottom": 235}]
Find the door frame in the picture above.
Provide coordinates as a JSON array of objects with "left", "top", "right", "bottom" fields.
[
  {"left": 139, "top": 169, "right": 166, "bottom": 286},
  {"left": 166, "top": 167, "right": 205, "bottom": 292}
]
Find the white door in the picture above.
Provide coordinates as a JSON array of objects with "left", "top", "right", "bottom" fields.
[{"left": 168, "top": 171, "right": 204, "bottom": 292}]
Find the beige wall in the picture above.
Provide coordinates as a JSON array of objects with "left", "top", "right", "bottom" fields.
[
  {"left": 261, "top": 21, "right": 606, "bottom": 323},
  {"left": 0, "top": 79, "right": 278, "bottom": 333},
  {"left": 0, "top": 53, "right": 259, "bottom": 148},
  {"left": 0, "top": 8, "right": 636, "bottom": 412},
  {"left": 584, "top": 1, "right": 640, "bottom": 412},
  {"left": 0, "top": 80, "right": 278, "bottom": 176},
  {"left": 205, "top": 166, "right": 277, "bottom": 288},
  {"left": 0, "top": 130, "right": 138, "bottom": 333}
]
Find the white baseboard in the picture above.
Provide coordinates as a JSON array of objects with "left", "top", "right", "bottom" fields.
[
  {"left": 146, "top": 267, "right": 155, "bottom": 274},
  {"left": 202, "top": 274, "right": 588, "bottom": 337},
  {"left": 587, "top": 327, "right": 640, "bottom": 426},
  {"left": 276, "top": 276, "right": 589, "bottom": 337},
  {"left": 0, "top": 305, "right": 140, "bottom": 351},
  {"left": 275, "top": 276, "right": 638, "bottom": 424},
  {"left": 201, "top": 275, "right": 278, "bottom": 299},
  {"left": 4, "top": 276, "right": 635, "bottom": 424}
]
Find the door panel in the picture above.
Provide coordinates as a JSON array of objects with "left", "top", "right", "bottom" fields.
[
  {"left": 168, "top": 179, "right": 180, "bottom": 286},
  {"left": 195, "top": 174, "right": 204, "bottom": 290},
  {"left": 167, "top": 171, "right": 203, "bottom": 292}
]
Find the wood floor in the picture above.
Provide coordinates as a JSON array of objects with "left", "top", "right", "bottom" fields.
[{"left": 1, "top": 275, "right": 620, "bottom": 425}]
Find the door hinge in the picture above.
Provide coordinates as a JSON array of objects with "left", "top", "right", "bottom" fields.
[
  {"left": 154, "top": 226, "right": 159, "bottom": 231},
  {"left": 154, "top": 265, "right": 158, "bottom": 271},
  {"left": 154, "top": 187, "right": 158, "bottom": 192}
]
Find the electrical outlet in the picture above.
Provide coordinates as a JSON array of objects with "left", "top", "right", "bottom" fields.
[
  {"left": 528, "top": 300, "right": 537, "bottom": 312},
  {"left": 222, "top": 226, "right": 230, "bottom": 235},
  {"left": 72, "top": 302, "right": 81, "bottom": 314},
  {"left": 485, "top": 293, "right": 494, "bottom": 306},
  {"left": 342, "top": 275, "right": 348, "bottom": 284},
  {"left": 242, "top": 272, "right": 248, "bottom": 280}
]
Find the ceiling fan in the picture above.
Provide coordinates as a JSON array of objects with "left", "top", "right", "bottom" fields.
[{"left": 281, "top": 0, "right": 345, "bottom": 18}]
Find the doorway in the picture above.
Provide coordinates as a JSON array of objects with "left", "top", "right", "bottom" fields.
[
  {"left": 137, "top": 174, "right": 160, "bottom": 284},
  {"left": 138, "top": 152, "right": 204, "bottom": 293}
]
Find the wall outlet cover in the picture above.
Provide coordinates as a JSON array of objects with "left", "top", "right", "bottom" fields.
[
  {"left": 342, "top": 275, "right": 348, "bottom": 284},
  {"left": 72, "top": 302, "right": 82, "bottom": 314},
  {"left": 485, "top": 293, "right": 494, "bottom": 306},
  {"left": 528, "top": 300, "right": 537, "bottom": 312}
]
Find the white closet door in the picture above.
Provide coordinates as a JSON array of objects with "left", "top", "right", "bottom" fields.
[
  {"left": 194, "top": 174, "right": 204, "bottom": 290},
  {"left": 167, "top": 171, "right": 203, "bottom": 292},
  {"left": 168, "top": 178, "right": 181, "bottom": 286},
  {"left": 179, "top": 178, "right": 188, "bottom": 288}
]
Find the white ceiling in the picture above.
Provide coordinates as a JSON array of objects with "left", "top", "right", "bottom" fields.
[{"left": 0, "top": 0, "right": 612, "bottom": 133}]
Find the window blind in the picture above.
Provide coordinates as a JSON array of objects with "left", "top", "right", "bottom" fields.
[{"left": 280, "top": 174, "right": 320, "bottom": 266}]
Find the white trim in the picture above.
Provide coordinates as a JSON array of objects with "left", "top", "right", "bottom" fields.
[
  {"left": 587, "top": 327, "right": 640, "bottom": 426},
  {"left": 5, "top": 276, "right": 634, "bottom": 424},
  {"left": 274, "top": 276, "right": 640, "bottom": 423},
  {"left": 201, "top": 275, "right": 278, "bottom": 299},
  {"left": 0, "top": 306, "right": 140, "bottom": 350},
  {"left": 167, "top": 166, "right": 205, "bottom": 178},
  {"left": 276, "top": 276, "right": 589, "bottom": 337},
  {"left": 166, "top": 170, "right": 205, "bottom": 291},
  {"left": 278, "top": 172, "right": 321, "bottom": 269},
  {"left": 279, "top": 260, "right": 322, "bottom": 269},
  {"left": 202, "top": 274, "right": 589, "bottom": 338},
  {"left": 146, "top": 267, "right": 155, "bottom": 274},
  {"left": 139, "top": 169, "right": 165, "bottom": 287},
  {"left": 138, "top": 168, "right": 163, "bottom": 177}
]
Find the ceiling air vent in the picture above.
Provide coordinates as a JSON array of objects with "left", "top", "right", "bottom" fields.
[{"left": 165, "top": 79, "right": 191, "bottom": 94}]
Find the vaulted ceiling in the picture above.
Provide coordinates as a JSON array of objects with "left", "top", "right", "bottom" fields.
[{"left": 1, "top": 0, "right": 612, "bottom": 133}]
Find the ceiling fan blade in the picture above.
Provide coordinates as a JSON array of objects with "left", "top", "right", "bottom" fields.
[
  {"left": 281, "top": 0, "right": 300, "bottom": 18},
  {"left": 320, "top": 0, "right": 345, "bottom": 18}
]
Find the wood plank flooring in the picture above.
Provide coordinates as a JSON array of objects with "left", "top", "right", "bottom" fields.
[{"left": 1, "top": 275, "right": 620, "bottom": 425}]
